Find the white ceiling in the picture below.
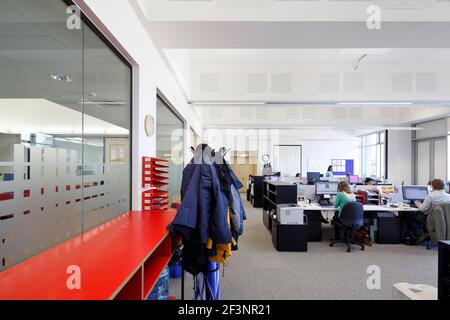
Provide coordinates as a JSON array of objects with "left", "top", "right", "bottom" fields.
[
  {"left": 0, "top": 99, "right": 128, "bottom": 135},
  {"left": 183, "top": 48, "right": 450, "bottom": 64},
  {"left": 137, "top": 0, "right": 450, "bottom": 22},
  {"left": 162, "top": 48, "right": 450, "bottom": 133},
  {"left": 132, "top": 4, "right": 450, "bottom": 133}
]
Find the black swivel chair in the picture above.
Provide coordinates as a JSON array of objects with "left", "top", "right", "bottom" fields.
[{"left": 330, "top": 202, "right": 365, "bottom": 252}]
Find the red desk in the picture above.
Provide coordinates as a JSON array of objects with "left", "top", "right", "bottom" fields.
[{"left": 0, "top": 210, "right": 177, "bottom": 300}]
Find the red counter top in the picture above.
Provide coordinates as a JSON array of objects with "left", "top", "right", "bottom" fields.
[{"left": 0, "top": 210, "right": 176, "bottom": 300}]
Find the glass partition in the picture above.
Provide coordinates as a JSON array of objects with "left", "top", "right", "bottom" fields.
[
  {"left": 273, "top": 145, "right": 302, "bottom": 177},
  {"left": 0, "top": 0, "right": 131, "bottom": 271},
  {"left": 156, "top": 96, "right": 184, "bottom": 204}
]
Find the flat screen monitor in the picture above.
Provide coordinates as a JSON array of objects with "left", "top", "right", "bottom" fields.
[
  {"left": 349, "top": 175, "right": 359, "bottom": 184},
  {"left": 402, "top": 186, "right": 429, "bottom": 202},
  {"left": 316, "top": 181, "right": 339, "bottom": 195},
  {"left": 307, "top": 172, "right": 321, "bottom": 182}
]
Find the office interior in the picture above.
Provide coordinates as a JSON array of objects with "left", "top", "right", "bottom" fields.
[{"left": 1, "top": 0, "right": 450, "bottom": 301}]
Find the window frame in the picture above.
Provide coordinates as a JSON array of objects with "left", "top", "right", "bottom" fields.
[{"left": 360, "top": 131, "right": 387, "bottom": 180}]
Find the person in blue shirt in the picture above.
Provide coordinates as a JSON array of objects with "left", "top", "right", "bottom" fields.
[{"left": 325, "top": 165, "right": 334, "bottom": 178}]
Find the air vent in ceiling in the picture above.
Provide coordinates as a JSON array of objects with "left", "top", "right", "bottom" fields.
[
  {"left": 391, "top": 73, "right": 413, "bottom": 93},
  {"left": 247, "top": 73, "right": 268, "bottom": 94}
]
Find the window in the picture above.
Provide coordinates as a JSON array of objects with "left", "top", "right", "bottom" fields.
[
  {"left": 414, "top": 119, "right": 448, "bottom": 184},
  {"left": 0, "top": 0, "right": 131, "bottom": 270},
  {"left": 190, "top": 127, "right": 200, "bottom": 152},
  {"left": 331, "top": 159, "right": 346, "bottom": 173},
  {"left": 156, "top": 95, "right": 185, "bottom": 204},
  {"left": 360, "top": 132, "right": 386, "bottom": 180}
]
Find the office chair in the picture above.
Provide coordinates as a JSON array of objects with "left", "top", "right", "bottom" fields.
[{"left": 330, "top": 202, "right": 365, "bottom": 252}]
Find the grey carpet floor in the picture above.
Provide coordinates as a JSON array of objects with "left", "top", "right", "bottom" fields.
[{"left": 169, "top": 196, "right": 438, "bottom": 300}]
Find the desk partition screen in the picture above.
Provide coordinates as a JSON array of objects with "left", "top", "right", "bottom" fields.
[{"left": 273, "top": 145, "right": 302, "bottom": 177}]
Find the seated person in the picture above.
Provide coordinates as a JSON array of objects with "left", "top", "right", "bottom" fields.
[
  {"left": 332, "top": 181, "right": 356, "bottom": 238},
  {"left": 408, "top": 179, "right": 450, "bottom": 244},
  {"left": 333, "top": 181, "right": 356, "bottom": 217},
  {"left": 364, "top": 177, "right": 380, "bottom": 194}
]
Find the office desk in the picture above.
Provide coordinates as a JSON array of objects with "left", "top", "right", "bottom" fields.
[
  {"left": 298, "top": 203, "right": 418, "bottom": 215},
  {"left": 297, "top": 203, "right": 419, "bottom": 242}
]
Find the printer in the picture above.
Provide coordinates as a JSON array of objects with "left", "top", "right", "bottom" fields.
[{"left": 276, "top": 204, "right": 305, "bottom": 225}]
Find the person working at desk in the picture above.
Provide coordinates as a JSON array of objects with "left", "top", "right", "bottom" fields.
[
  {"left": 408, "top": 179, "right": 450, "bottom": 244},
  {"left": 325, "top": 165, "right": 334, "bottom": 178},
  {"left": 334, "top": 181, "right": 356, "bottom": 215},
  {"left": 362, "top": 177, "right": 380, "bottom": 194},
  {"left": 331, "top": 181, "right": 357, "bottom": 240}
]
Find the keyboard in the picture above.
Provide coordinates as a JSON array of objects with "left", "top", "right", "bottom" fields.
[{"left": 319, "top": 203, "right": 334, "bottom": 208}]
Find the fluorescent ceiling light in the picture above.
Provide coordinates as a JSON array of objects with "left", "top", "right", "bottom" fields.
[
  {"left": 83, "top": 99, "right": 125, "bottom": 106},
  {"left": 189, "top": 101, "right": 266, "bottom": 105},
  {"left": 383, "top": 127, "right": 424, "bottom": 131},
  {"left": 337, "top": 102, "right": 413, "bottom": 105}
]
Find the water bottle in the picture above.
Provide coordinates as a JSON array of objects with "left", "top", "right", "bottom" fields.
[
  {"left": 148, "top": 266, "right": 169, "bottom": 300},
  {"left": 158, "top": 266, "right": 169, "bottom": 300}
]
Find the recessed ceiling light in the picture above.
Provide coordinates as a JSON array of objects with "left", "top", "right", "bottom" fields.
[{"left": 50, "top": 74, "right": 74, "bottom": 82}]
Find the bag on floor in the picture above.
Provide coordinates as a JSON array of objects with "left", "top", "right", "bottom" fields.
[
  {"left": 355, "top": 231, "right": 373, "bottom": 246},
  {"left": 355, "top": 226, "right": 373, "bottom": 246},
  {"left": 399, "top": 216, "right": 417, "bottom": 245}
]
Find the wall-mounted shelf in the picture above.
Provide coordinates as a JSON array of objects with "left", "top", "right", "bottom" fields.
[
  {"left": 142, "top": 157, "right": 170, "bottom": 211},
  {"left": 0, "top": 210, "right": 178, "bottom": 300}
]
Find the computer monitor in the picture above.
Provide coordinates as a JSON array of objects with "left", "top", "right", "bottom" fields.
[
  {"left": 316, "top": 181, "right": 339, "bottom": 195},
  {"left": 349, "top": 175, "right": 359, "bottom": 184},
  {"left": 402, "top": 186, "right": 429, "bottom": 204},
  {"left": 307, "top": 172, "right": 321, "bottom": 183}
]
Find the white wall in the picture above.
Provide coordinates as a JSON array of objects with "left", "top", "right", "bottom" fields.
[
  {"left": 78, "top": 0, "right": 202, "bottom": 210},
  {"left": 203, "top": 128, "right": 360, "bottom": 177},
  {"left": 387, "top": 130, "right": 412, "bottom": 185}
]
